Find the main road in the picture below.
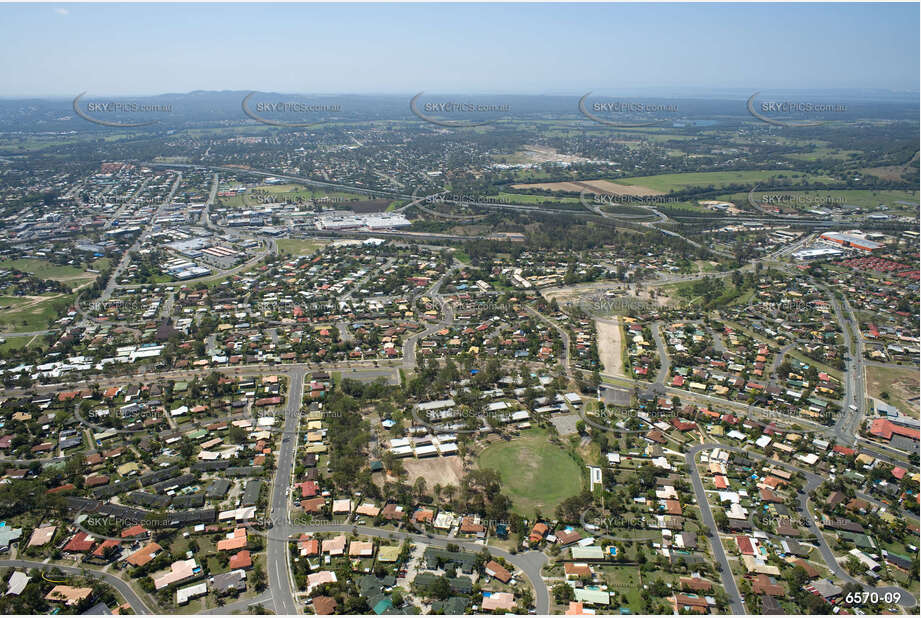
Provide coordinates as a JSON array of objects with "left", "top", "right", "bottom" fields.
[
  {"left": 74, "top": 172, "right": 182, "bottom": 328},
  {"left": 265, "top": 366, "right": 307, "bottom": 615}
]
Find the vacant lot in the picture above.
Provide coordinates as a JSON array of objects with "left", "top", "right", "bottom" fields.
[
  {"left": 862, "top": 151, "right": 920, "bottom": 183},
  {"left": 276, "top": 238, "right": 328, "bottom": 256},
  {"left": 477, "top": 429, "right": 581, "bottom": 518},
  {"left": 596, "top": 317, "right": 626, "bottom": 378},
  {"left": 402, "top": 455, "right": 464, "bottom": 489},
  {"left": 0, "top": 294, "right": 72, "bottom": 332},
  {"left": 550, "top": 413, "right": 580, "bottom": 436},
  {"left": 0, "top": 335, "right": 36, "bottom": 352},
  {"left": 542, "top": 281, "right": 637, "bottom": 305},
  {"left": 254, "top": 183, "right": 367, "bottom": 202},
  {"left": 866, "top": 365, "right": 920, "bottom": 419},
  {"left": 543, "top": 281, "right": 671, "bottom": 315},
  {"left": 0, "top": 258, "right": 97, "bottom": 288}
]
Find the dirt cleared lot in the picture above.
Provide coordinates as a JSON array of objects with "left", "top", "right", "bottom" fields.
[
  {"left": 542, "top": 281, "right": 671, "bottom": 312},
  {"left": 542, "top": 281, "right": 629, "bottom": 305},
  {"left": 402, "top": 455, "right": 464, "bottom": 488},
  {"left": 866, "top": 365, "right": 920, "bottom": 419},
  {"left": 596, "top": 317, "right": 626, "bottom": 377}
]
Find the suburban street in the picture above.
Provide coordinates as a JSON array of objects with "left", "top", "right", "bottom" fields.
[
  {"left": 285, "top": 523, "right": 550, "bottom": 614},
  {"left": 0, "top": 559, "right": 153, "bottom": 614},
  {"left": 0, "top": 234, "right": 914, "bottom": 617},
  {"left": 400, "top": 265, "right": 457, "bottom": 371},
  {"left": 684, "top": 445, "right": 745, "bottom": 615},
  {"left": 686, "top": 443, "right": 917, "bottom": 612}
]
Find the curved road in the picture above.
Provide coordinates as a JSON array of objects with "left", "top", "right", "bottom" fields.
[{"left": 0, "top": 559, "right": 153, "bottom": 614}]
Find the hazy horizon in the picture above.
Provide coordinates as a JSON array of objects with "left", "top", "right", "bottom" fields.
[{"left": 3, "top": 87, "right": 920, "bottom": 101}]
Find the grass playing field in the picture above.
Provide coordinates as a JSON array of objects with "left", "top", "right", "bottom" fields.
[{"left": 477, "top": 428, "right": 582, "bottom": 518}]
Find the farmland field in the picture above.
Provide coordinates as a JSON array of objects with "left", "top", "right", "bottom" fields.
[
  {"left": 721, "top": 189, "right": 919, "bottom": 214},
  {"left": 510, "top": 179, "right": 663, "bottom": 196},
  {"left": 609, "top": 170, "right": 836, "bottom": 193},
  {"left": 253, "top": 183, "right": 366, "bottom": 202}
]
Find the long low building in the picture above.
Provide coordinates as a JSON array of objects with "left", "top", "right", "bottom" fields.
[
  {"left": 315, "top": 212, "right": 411, "bottom": 230},
  {"left": 819, "top": 231, "right": 882, "bottom": 251},
  {"left": 792, "top": 247, "right": 843, "bottom": 261}
]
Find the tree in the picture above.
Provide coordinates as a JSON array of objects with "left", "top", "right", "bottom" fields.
[
  {"left": 413, "top": 476, "right": 427, "bottom": 500},
  {"left": 429, "top": 575, "right": 452, "bottom": 600},
  {"left": 552, "top": 583, "right": 575, "bottom": 603}
]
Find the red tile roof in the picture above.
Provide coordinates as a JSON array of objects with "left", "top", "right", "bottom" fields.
[
  {"left": 63, "top": 532, "right": 95, "bottom": 553},
  {"left": 229, "top": 550, "right": 252, "bottom": 570},
  {"left": 736, "top": 536, "right": 754, "bottom": 555},
  {"left": 484, "top": 560, "right": 512, "bottom": 583},
  {"left": 870, "top": 419, "right": 919, "bottom": 441}
]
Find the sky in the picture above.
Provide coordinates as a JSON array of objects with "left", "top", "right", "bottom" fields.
[{"left": 1, "top": 2, "right": 918, "bottom": 97}]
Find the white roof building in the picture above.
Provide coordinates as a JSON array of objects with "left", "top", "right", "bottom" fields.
[
  {"left": 6, "top": 571, "right": 30, "bottom": 596},
  {"left": 176, "top": 582, "right": 208, "bottom": 605}
]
